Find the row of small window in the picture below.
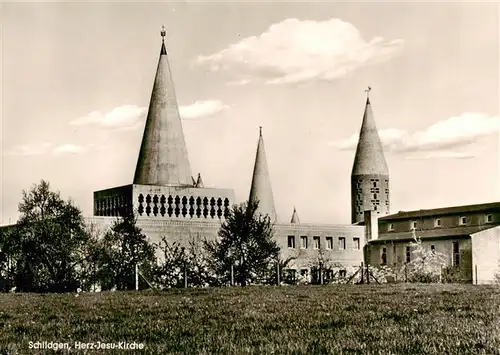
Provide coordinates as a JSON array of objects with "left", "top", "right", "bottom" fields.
[
  {"left": 387, "top": 214, "right": 494, "bottom": 231},
  {"left": 287, "top": 236, "right": 361, "bottom": 250},
  {"left": 357, "top": 179, "right": 388, "bottom": 189},
  {"left": 356, "top": 205, "right": 390, "bottom": 215},
  {"left": 380, "top": 242, "right": 460, "bottom": 266}
]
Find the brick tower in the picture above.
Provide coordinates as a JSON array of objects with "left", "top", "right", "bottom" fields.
[
  {"left": 249, "top": 127, "right": 277, "bottom": 222},
  {"left": 351, "top": 87, "right": 390, "bottom": 224}
]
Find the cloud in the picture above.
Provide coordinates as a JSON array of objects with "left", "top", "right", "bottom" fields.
[
  {"left": 179, "top": 100, "right": 231, "bottom": 120},
  {"left": 70, "top": 100, "right": 230, "bottom": 129},
  {"left": 5, "top": 143, "right": 53, "bottom": 156},
  {"left": 52, "top": 144, "right": 86, "bottom": 155},
  {"left": 331, "top": 112, "right": 499, "bottom": 159},
  {"left": 70, "top": 105, "right": 147, "bottom": 129},
  {"left": 196, "top": 18, "right": 404, "bottom": 85},
  {"left": 6, "top": 143, "right": 97, "bottom": 156}
]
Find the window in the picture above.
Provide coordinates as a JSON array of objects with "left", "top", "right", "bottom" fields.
[
  {"left": 339, "top": 270, "right": 347, "bottom": 278},
  {"left": 388, "top": 223, "right": 394, "bottom": 232},
  {"left": 287, "top": 235, "right": 295, "bottom": 248},
  {"left": 411, "top": 221, "right": 417, "bottom": 230},
  {"left": 326, "top": 237, "right": 333, "bottom": 250},
  {"left": 300, "top": 269, "right": 309, "bottom": 278},
  {"left": 452, "top": 241, "right": 460, "bottom": 266},
  {"left": 434, "top": 218, "right": 441, "bottom": 227},
  {"left": 405, "top": 246, "right": 411, "bottom": 263},
  {"left": 339, "top": 237, "right": 346, "bottom": 250},
  {"left": 353, "top": 237, "right": 360, "bottom": 250},
  {"left": 300, "top": 236, "right": 308, "bottom": 249},
  {"left": 381, "top": 248, "right": 387, "bottom": 265},
  {"left": 373, "top": 193, "right": 378, "bottom": 199},
  {"left": 459, "top": 216, "right": 467, "bottom": 225},
  {"left": 373, "top": 181, "right": 378, "bottom": 188},
  {"left": 430, "top": 245, "right": 435, "bottom": 254},
  {"left": 486, "top": 214, "right": 493, "bottom": 223},
  {"left": 313, "top": 236, "right": 320, "bottom": 249}
]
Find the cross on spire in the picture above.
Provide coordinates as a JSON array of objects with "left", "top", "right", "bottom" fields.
[
  {"left": 365, "top": 86, "right": 372, "bottom": 98},
  {"left": 161, "top": 25, "right": 166, "bottom": 41},
  {"left": 259, "top": 126, "right": 263, "bottom": 136}
]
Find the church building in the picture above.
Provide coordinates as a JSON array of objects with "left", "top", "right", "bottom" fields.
[
  {"left": 75, "top": 28, "right": 500, "bottom": 284},
  {"left": 86, "top": 28, "right": 370, "bottom": 282}
]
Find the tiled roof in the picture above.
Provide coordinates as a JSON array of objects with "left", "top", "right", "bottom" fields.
[
  {"left": 372, "top": 225, "right": 496, "bottom": 243},
  {"left": 379, "top": 202, "right": 500, "bottom": 221}
]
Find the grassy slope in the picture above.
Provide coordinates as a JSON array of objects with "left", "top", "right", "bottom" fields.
[{"left": 0, "top": 284, "right": 499, "bottom": 355}]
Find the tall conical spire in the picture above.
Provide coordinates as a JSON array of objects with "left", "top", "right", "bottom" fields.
[
  {"left": 133, "top": 26, "right": 193, "bottom": 186},
  {"left": 195, "top": 173, "right": 204, "bottom": 188},
  {"left": 290, "top": 207, "right": 300, "bottom": 224},
  {"left": 351, "top": 87, "right": 388, "bottom": 176},
  {"left": 249, "top": 127, "right": 277, "bottom": 222},
  {"left": 351, "top": 87, "right": 390, "bottom": 224}
]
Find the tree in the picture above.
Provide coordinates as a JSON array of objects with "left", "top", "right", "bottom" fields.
[
  {"left": 400, "top": 231, "right": 447, "bottom": 283},
  {"left": 90, "top": 213, "right": 156, "bottom": 291},
  {"left": 154, "top": 238, "right": 217, "bottom": 288},
  {"left": 204, "top": 200, "right": 280, "bottom": 286},
  {"left": 5, "top": 180, "right": 92, "bottom": 292}
]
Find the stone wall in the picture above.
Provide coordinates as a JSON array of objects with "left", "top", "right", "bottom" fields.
[
  {"left": 471, "top": 226, "right": 500, "bottom": 284},
  {"left": 366, "top": 237, "right": 473, "bottom": 282},
  {"left": 85, "top": 217, "right": 366, "bottom": 275}
]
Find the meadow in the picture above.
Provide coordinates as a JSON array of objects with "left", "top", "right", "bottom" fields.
[{"left": 0, "top": 284, "right": 499, "bottom": 355}]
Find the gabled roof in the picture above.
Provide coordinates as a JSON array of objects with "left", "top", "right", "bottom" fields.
[
  {"left": 133, "top": 28, "right": 193, "bottom": 186},
  {"left": 379, "top": 202, "right": 500, "bottom": 221}
]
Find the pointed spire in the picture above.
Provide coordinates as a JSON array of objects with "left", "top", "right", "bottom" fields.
[
  {"left": 290, "top": 207, "right": 300, "bottom": 224},
  {"left": 195, "top": 173, "right": 204, "bottom": 188},
  {"left": 352, "top": 87, "right": 389, "bottom": 176},
  {"left": 134, "top": 26, "right": 193, "bottom": 186},
  {"left": 249, "top": 127, "right": 277, "bottom": 222}
]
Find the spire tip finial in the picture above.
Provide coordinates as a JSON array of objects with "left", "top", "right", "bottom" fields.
[
  {"left": 161, "top": 25, "right": 166, "bottom": 40},
  {"left": 259, "top": 126, "right": 262, "bottom": 136},
  {"left": 365, "top": 86, "right": 372, "bottom": 97}
]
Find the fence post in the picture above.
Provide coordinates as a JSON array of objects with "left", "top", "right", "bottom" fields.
[
  {"left": 135, "top": 263, "right": 139, "bottom": 291},
  {"left": 366, "top": 264, "right": 370, "bottom": 284},
  {"left": 184, "top": 266, "right": 188, "bottom": 288},
  {"left": 277, "top": 262, "right": 280, "bottom": 285},
  {"left": 230, "top": 263, "right": 234, "bottom": 286},
  {"left": 405, "top": 263, "right": 408, "bottom": 283},
  {"left": 319, "top": 262, "right": 323, "bottom": 285},
  {"left": 475, "top": 265, "right": 478, "bottom": 285},
  {"left": 360, "top": 262, "right": 364, "bottom": 284}
]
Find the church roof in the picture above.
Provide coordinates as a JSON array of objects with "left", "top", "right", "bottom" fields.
[
  {"left": 379, "top": 201, "right": 500, "bottom": 221},
  {"left": 249, "top": 127, "right": 277, "bottom": 222},
  {"left": 372, "top": 225, "right": 496, "bottom": 243},
  {"left": 290, "top": 207, "right": 300, "bottom": 224},
  {"left": 351, "top": 92, "right": 389, "bottom": 176},
  {"left": 133, "top": 27, "right": 193, "bottom": 186}
]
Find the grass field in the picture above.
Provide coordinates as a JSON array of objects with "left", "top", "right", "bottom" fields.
[{"left": 0, "top": 284, "right": 499, "bottom": 355}]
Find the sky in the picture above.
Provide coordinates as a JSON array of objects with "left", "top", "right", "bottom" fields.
[{"left": 1, "top": 1, "right": 499, "bottom": 225}]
